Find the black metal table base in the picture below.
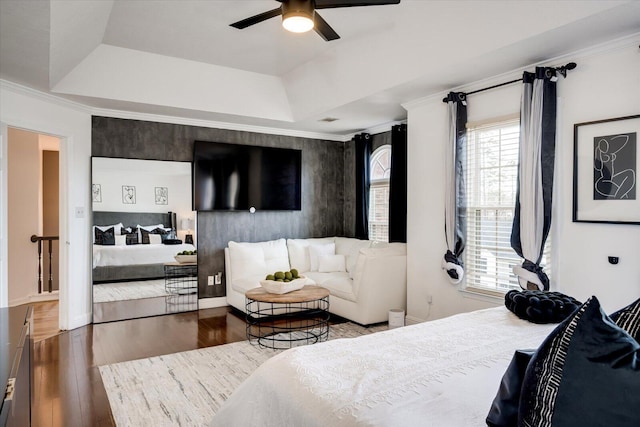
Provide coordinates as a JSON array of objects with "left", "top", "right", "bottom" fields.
[{"left": 246, "top": 298, "right": 330, "bottom": 350}]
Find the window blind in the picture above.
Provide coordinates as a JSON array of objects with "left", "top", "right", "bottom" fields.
[{"left": 464, "top": 118, "right": 551, "bottom": 293}]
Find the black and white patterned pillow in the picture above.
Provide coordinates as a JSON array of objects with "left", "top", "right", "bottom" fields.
[
  {"left": 94, "top": 227, "right": 115, "bottom": 245},
  {"left": 519, "top": 296, "right": 640, "bottom": 427},
  {"left": 610, "top": 298, "right": 640, "bottom": 342},
  {"left": 121, "top": 227, "right": 139, "bottom": 245},
  {"left": 140, "top": 227, "right": 169, "bottom": 244}
]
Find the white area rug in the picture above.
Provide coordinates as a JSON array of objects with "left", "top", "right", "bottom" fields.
[
  {"left": 99, "top": 322, "right": 386, "bottom": 427},
  {"left": 93, "top": 279, "right": 170, "bottom": 303}
]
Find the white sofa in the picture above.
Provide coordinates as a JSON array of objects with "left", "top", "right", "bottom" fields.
[{"left": 224, "top": 237, "right": 407, "bottom": 325}]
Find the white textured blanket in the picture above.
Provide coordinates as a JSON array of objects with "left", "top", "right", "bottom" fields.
[
  {"left": 212, "top": 307, "right": 556, "bottom": 427},
  {"left": 92, "top": 243, "right": 195, "bottom": 268}
]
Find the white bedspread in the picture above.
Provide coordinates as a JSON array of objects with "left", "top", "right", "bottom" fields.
[
  {"left": 211, "top": 307, "right": 556, "bottom": 427},
  {"left": 92, "top": 243, "right": 196, "bottom": 268}
]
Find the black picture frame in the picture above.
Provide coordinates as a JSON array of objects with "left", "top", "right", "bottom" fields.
[{"left": 573, "top": 114, "right": 640, "bottom": 224}]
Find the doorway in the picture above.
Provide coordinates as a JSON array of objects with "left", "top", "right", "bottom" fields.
[{"left": 7, "top": 128, "right": 60, "bottom": 331}]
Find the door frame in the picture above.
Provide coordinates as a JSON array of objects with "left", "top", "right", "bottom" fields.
[{"left": 1, "top": 121, "right": 70, "bottom": 329}]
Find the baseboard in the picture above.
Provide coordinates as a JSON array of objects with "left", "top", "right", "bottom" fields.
[
  {"left": 405, "top": 315, "right": 426, "bottom": 325},
  {"left": 198, "top": 297, "right": 228, "bottom": 309},
  {"left": 67, "top": 312, "right": 93, "bottom": 331},
  {"left": 29, "top": 291, "right": 59, "bottom": 303}
]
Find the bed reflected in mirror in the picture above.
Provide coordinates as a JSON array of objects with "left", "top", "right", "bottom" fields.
[{"left": 92, "top": 157, "right": 197, "bottom": 323}]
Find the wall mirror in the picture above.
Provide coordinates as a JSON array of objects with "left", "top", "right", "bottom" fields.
[{"left": 91, "top": 157, "right": 197, "bottom": 323}]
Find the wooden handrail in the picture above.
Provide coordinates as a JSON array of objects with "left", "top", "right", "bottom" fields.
[{"left": 30, "top": 235, "right": 59, "bottom": 293}]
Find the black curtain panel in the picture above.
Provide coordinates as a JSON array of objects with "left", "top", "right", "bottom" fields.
[
  {"left": 442, "top": 92, "right": 468, "bottom": 284},
  {"left": 389, "top": 124, "right": 407, "bottom": 243},
  {"left": 511, "top": 67, "right": 558, "bottom": 291},
  {"left": 355, "top": 133, "right": 372, "bottom": 240}
]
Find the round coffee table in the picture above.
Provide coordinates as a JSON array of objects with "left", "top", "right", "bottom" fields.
[{"left": 245, "top": 285, "right": 330, "bottom": 349}]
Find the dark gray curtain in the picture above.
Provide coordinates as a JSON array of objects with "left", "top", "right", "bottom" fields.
[
  {"left": 511, "top": 67, "right": 557, "bottom": 291},
  {"left": 389, "top": 124, "right": 407, "bottom": 243},
  {"left": 442, "top": 92, "right": 467, "bottom": 284},
  {"left": 355, "top": 133, "right": 371, "bottom": 240}
]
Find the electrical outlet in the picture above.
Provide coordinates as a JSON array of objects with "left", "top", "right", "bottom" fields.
[
  {"left": 215, "top": 272, "right": 222, "bottom": 285},
  {"left": 207, "top": 276, "right": 214, "bottom": 286}
]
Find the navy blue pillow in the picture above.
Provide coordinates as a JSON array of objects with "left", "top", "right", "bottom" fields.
[
  {"left": 486, "top": 349, "right": 535, "bottom": 427},
  {"left": 519, "top": 296, "right": 640, "bottom": 427},
  {"left": 610, "top": 297, "right": 640, "bottom": 342},
  {"left": 504, "top": 290, "right": 581, "bottom": 324}
]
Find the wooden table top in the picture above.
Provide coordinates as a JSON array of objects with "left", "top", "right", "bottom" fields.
[{"left": 246, "top": 285, "right": 329, "bottom": 303}]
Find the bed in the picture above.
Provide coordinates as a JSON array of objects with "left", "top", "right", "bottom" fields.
[
  {"left": 92, "top": 211, "right": 196, "bottom": 283},
  {"left": 211, "top": 307, "right": 557, "bottom": 426}
]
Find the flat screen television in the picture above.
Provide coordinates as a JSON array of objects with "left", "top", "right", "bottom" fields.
[{"left": 192, "top": 141, "right": 302, "bottom": 211}]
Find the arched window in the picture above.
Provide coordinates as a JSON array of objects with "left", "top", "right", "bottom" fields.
[{"left": 369, "top": 145, "right": 391, "bottom": 242}]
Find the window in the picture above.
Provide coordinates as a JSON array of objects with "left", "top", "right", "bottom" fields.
[
  {"left": 369, "top": 145, "right": 391, "bottom": 242},
  {"left": 464, "top": 117, "right": 551, "bottom": 294}
]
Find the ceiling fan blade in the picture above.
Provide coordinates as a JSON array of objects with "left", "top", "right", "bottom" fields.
[
  {"left": 313, "top": 12, "right": 340, "bottom": 41},
  {"left": 315, "top": 0, "right": 400, "bottom": 9},
  {"left": 230, "top": 7, "right": 282, "bottom": 29}
]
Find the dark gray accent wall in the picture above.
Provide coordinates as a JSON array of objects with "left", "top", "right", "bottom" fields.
[
  {"left": 342, "top": 131, "right": 391, "bottom": 237},
  {"left": 92, "top": 116, "right": 345, "bottom": 298}
]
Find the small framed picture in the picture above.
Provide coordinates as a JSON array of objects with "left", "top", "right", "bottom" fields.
[
  {"left": 155, "top": 187, "right": 168, "bottom": 205},
  {"left": 122, "top": 185, "right": 136, "bottom": 204},
  {"left": 92, "top": 184, "right": 102, "bottom": 203},
  {"left": 573, "top": 114, "right": 640, "bottom": 224}
]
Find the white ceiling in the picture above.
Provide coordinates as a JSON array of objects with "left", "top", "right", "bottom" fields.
[{"left": 1, "top": 0, "right": 639, "bottom": 138}]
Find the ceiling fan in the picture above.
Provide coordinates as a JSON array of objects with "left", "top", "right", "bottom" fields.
[{"left": 230, "top": 0, "right": 401, "bottom": 41}]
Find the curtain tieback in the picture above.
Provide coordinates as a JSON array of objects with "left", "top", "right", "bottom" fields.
[
  {"left": 513, "top": 260, "right": 550, "bottom": 291},
  {"left": 442, "top": 250, "right": 464, "bottom": 284}
]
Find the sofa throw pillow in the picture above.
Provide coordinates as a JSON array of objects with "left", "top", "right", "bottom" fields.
[
  {"left": 228, "top": 241, "right": 268, "bottom": 281},
  {"left": 94, "top": 227, "right": 115, "bottom": 245},
  {"left": 610, "top": 297, "right": 640, "bottom": 342},
  {"left": 318, "top": 254, "right": 346, "bottom": 273},
  {"left": 519, "top": 296, "right": 640, "bottom": 427},
  {"left": 309, "top": 243, "right": 335, "bottom": 271},
  {"left": 486, "top": 349, "right": 535, "bottom": 427},
  {"left": 504, "top": 290, "right": 581, "bottom": 324}
]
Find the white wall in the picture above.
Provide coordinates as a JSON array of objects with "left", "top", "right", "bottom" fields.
[
  {"left": 7, "top": 128, "right": 40, "bottom": 305},
  {"left": 405, "top": 36, "right": 640, "bottom": 322},
  {"left": 92, "top": 158, "right": 191, "bottom": 216},
  {"left": 1, "top": 82, "right": 92, "bottom": 330}
]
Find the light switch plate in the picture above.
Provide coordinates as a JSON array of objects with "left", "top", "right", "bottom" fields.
[{"left": 75, "top": 207, "right": 84, "bottom": 218}]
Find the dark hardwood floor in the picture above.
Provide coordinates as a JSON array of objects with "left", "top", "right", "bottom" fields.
[{"left": 32, "top": 306, "right": 247, "bottom": 427}]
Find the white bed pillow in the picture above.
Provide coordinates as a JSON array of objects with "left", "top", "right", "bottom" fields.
[
  {"left": 318, "top": 254, "right": 346, "bottom": 273},
  {"left": 309, "top": 243, "right": 336, "bottom": 271},
  {"left": 114, "top": 235, "right": 127, "bottom": 246},
  {"left": 148, "top": 234, "right": 162, "bottom": 245},
  {"left": 93, "top": 223, "right": 124, "bottom": 243}
]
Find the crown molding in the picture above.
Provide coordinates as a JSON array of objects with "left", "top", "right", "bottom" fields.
[
  {"left": 402, "top": 32, "right": 640, "bottom": 111},
  {"left": 1, "top": 79, "right": 353, "bottom": 142},
  {"left": 1, "top": 79, "right": 90, "bottom": 113}
]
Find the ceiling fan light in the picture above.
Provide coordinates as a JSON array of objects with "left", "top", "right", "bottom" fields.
[{"left": 282, "top": 14, "right": 314, "bottom": 33}]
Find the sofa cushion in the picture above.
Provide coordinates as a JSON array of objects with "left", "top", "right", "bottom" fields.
[
  {"left": 287, "top": 238, "right": 335, "bottom": 273},
  {"left": 309, "top": 243, "right": 336, "bottom": 271},
  {"left": 231, "top": 277, "right": 262, "bottom": 294},
  {"left": 228, "top": 241, "right": 267, "bottom": 281},
  {"left": 318, "top": 254, "right": 346, "bottom": 273},
  {"left": 304, "top": 271, "right": 356, "bottom": 302},
  {"left": 335, "top": 237, "right": 371, "bottom": 278},
  {"left": 257, "top": 238, "right": 290, "bottom": 273}
]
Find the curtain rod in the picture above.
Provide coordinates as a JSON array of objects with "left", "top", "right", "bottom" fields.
[{"left": 442, "top": 62, "right": 577, "bottom": 103}]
